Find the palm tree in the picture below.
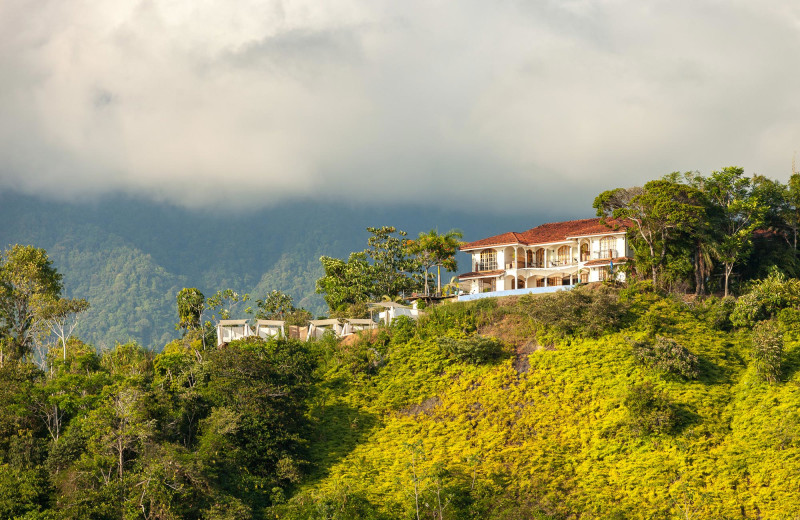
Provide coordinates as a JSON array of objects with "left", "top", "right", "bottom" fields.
[{"left": 405, "top": 229, "right": 464, "bottom": 296}]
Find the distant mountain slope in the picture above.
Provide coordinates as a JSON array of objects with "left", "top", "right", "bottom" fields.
[{"left": 0, "top": 191, "right": 566, "bottom": 348}]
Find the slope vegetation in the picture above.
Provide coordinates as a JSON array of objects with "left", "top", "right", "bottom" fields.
[{"left": 276, "top": 286, "right": 800, "bottom": 519}]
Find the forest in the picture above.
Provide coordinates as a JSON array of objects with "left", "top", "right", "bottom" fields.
[{"left": 1, "top": 167, "right": 800, "bottom": 518}]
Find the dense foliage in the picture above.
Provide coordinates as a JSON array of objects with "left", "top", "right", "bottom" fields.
[
  {"left": 316, "top": 226, "right": 424, "bottom": 313},
  {"left": 631, "top": 336, "right": 700, "bottom": 380},
  {"left": 3, "top": 251, "right": 800, "bottom": 517},
  {"left": 595, "top": 168, "right": 800, "bottom": 295},
  {"left": 0, "top": 336, "right": 316, "bottom": 519}
]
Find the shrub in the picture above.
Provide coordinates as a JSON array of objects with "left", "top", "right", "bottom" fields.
[
  {"left": 730, "top": 270, "right": 800, "bottom": 328},
  {"left": 631, "top": 336, "right": 699, "bottom": 380},
  {"left": 519, "top": 285, "right": 629, "bottom": 339},
  {"left": 623, "top": 383, "right": 682, "bottom": 436},
  {"left": 694, "top": 296, "right": 736, "bottom": 331},
  {"left": 751, "top": 319, "right": 784, "bottom": 383},
  {"left": 390, "top": 316, "right": 417, "bottom": 345},
  {"left": 437, "top": 336, "right": 505, "bottom": 365}
]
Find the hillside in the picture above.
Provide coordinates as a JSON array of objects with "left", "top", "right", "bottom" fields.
[
  {"left": 1, "top": 282, "right": 799, "bottom": 518},
  {"left": 0, "top": 192, "right": 554, "bottom": 348},
  {"left": 273, "top": 287, "right": 800, "bottom": 518}
]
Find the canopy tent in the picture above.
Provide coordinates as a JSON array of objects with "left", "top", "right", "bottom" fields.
[
  {"left": 217, "top": 320, "right": 252, "bottom": 346},
  {"left": 341, "top": 318, "right": 377, "bottom": 336},
  {"left": 366, "top": 302, "right": 423, "bottom": 325},
  {"left": 307, "top": 319, "right": 344, "bottom": 341},
  {"left": 255, "top": 320, "right": 285, "bottom": 339}
]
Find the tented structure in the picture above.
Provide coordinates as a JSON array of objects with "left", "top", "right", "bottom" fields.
[
  {"left": 341, "top": 318, "right": 377, "bottom": 336},
  {"left": 306, "top": 319, "right": 344, "bottom": 341},
  {"left": 368, "top": 302, "right": 421, "bottom": 325},
  {"left": 217, "top": 320, "right": 252, "bottom": 346},
  {"left": 255, "top": 320, "right": 285, "bottom": 339}
]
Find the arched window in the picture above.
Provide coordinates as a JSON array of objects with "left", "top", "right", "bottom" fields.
[
  {"left": 479, "top": 250, "right": 497, "bottom": 271},
  {"left": 535, "top": 249, "right": 544, "bottom": 268},
  {"left": 580, "top": 243, "right": 589, "bottom": 261},
  {"left": 599, "top": 237, "right": 615, "bottom": 259},
  {"left": 557, "top": 246, "right": 570, "bottom": 265}
]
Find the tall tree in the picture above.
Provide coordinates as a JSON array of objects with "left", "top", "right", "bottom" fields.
[
  {"left": 365, "top": 226, "right": 419, "bottom": 299},
  {"left": 0, "top": 245, "right": 63, "bottom": 364},
  {"left": 405, "top": 229, "right": 463, "bottom": 296},
  {"left": 784, "top": 173, "right": 800, "bottom": 250},
  {"left": 255, "top": 290, "right": 295, "bottom": 320},
  {"left": 176, "top": 287, "right": 205, "bottom": 333},
  {"left": 317, "top": 226, "right": 420, "bottom": 312},
  {"left": 594, "top": 180, "right": 704, "bottom": 288},
  {"left": 37, "top": 296, "right": 90, "bottom": 361},
  {"left": 316, "top": 252, "right": 373, "bottom": 312},
  {"left": 703, "top": 167, "right": 767, "bottom": 296}
]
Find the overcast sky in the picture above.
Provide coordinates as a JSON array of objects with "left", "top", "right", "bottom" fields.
[{"left": 1, "top": 0, "right": 799, "bottom": 214}]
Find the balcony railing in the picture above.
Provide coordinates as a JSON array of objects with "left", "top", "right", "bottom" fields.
[
  {"left": 506, "top": 259, "right": 578, "bottom": 269},
  {"left": 591, "top": 249, "right": 617, "bottom": 260}
]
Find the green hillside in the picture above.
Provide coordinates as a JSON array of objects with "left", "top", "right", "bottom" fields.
[
  {"left": 2, "top": 282, "right": 799, "bottom": 518},
  {"left": 271, "top": 287, "right": 800, "bottom": 518}
]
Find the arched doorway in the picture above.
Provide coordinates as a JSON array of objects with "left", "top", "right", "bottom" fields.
[{"left": 580, "top": 242, "right": 589, "bottom": 262}]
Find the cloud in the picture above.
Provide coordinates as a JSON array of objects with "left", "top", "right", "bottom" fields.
[{"left": 1, "top": 0, "right": 799, "bottom": 214}]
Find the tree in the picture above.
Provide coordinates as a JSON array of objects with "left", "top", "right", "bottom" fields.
[
  {"left": 703, "top": 167, "right": 767, "bottom": 296},
  {"left": 202, "top": 289, "right": 250, "bottom": 349},
  {"left": 316, "top": 226, "right": 421, "bottom": 313},
  {"left": 405, "top": 229, "right": 463, "bottom": 296},
  {"left": 0, "top": 245, "right": 63, "bottom": 364},
  {"left": 316, "top": 252, "right": 374, "bottom": 312},
  {"left": 365, "top": 226, "right": 419, "bottom": 299},
  {"left": 787, "top": 173, "right": 800, "bottom": 250},
  {"left": 37, "top": 296, "right": 90, "bottom": 361},
  {"left": 176, "top": 288, "right": 204, "bottom": 333},
  {"left": 594, "top": 180, "right": 705, "bottom": 288},
  {"left": 255, "top": 290, "right": 295, "bottom": 320},
  {"left": 205, "top": 289, "right": 250, "bottom": 323}
]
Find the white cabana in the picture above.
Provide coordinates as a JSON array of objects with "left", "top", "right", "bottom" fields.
[
  {"left": 369, "top": 302, "right": 420, "bottom": 325},
  {"left": 255, "top": 320, "right": 285, "bottom": 339},
  {"left": 306, "top": 319, "right": 343, "bottom": 341},
  {"left": 217, "top": 320, "right": 252, "bottom": 346},
  {"left": 341, "top": 318, "right": 377, "bottom": 336}
]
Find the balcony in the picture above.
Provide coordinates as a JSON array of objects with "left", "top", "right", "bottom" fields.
[
  {"left": 507, "top": 259, "right": 578, "bottom": 269},
  {"left": 590, "top": 249, "right": 617, "bottom": 260}
]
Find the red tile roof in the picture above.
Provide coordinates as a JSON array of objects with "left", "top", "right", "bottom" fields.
[
  {"left": 460, "top": 218, "right": 628, "bottom": 251},
  {"left": 583, "top": 256, "right": 630, "bottom": 267},
  {"left": 457, "top": 269, "right": 505, "bottom": 280}
]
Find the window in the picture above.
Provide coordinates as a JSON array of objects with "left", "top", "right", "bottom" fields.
[
  {"left": 599, "top": 237, "right": 616, "bottom": 259},
  {"left": 535, "top": 249, "right": 544, "bottom": 268},
  {"left": 557, "top": 246, "right": 570, "bottom": 265},
  {"left": 580, "top": 271, "right": 589, "bottom": 283},
  {"left": 580, "top": 243, "right": 589, "bottom": 261},
  {"left": 478, "top": 250, "right": 497, "bottom": 271}
]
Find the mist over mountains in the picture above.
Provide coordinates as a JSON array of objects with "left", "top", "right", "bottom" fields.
[{"left": 0, "top": 191, "right": 569, "bottom": 349}]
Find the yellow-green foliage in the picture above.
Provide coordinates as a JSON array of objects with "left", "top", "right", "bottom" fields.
[{"left": 283, "top": 290, "right": 800, "bottom": 519}]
